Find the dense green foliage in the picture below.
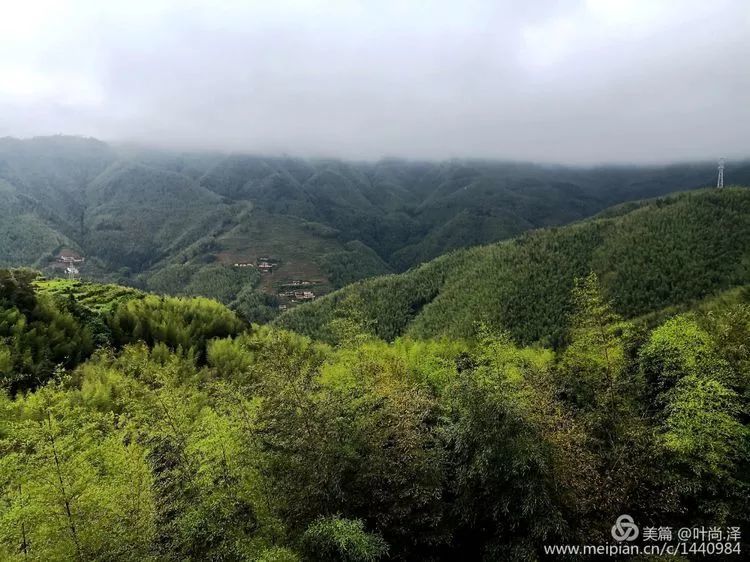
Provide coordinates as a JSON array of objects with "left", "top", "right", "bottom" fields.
[
  {"left": 0, "top": 273, "right": 245, "bottom": 392},
  {"left": 35, "top": 278, "right": 142, "bottom": 314},
  {"left": 109, "top": 295, "right": 245, "bottom": 353},
  {"left": 0, "top": 269, "right": 748, "bottom": 559},
  {"left": 319, "top": 241, "right": 392, "bottom": 289},
  {"left": 146, "top": 263, "right": 261, "bottom": 303},
  {"left": 278, "top": 188, "right": 750, "bottom": 346},
  {"left": 2, "top": 138, "right": 750, "bottom": 559},
  {"left": 3, "top": 136, "right": 749, "bottom": 315},
  {"left": 0, "top": 270, "right": 94, "bottom": 392},
  {"left": 0, "top": 178, "right": 70, "bottom": 267}
]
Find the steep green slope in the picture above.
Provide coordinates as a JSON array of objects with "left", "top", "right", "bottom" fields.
[
  {"left": 199, "top": 155, "right": 750, "bottom": 269},
  {"left": 3, "top": 264, "right": 748, "bottom": 560},
  {"left": 3, "top": 136, "right": 750, "bottom": 318},
  {"left": 276, "top": 188, "right": 750, "bottom": 345},
  {"left": 0, "top": 136, "right": 115, "bottom": 237},
  {"left": 0, "top": 179, "right": 74, "bottom": 266},
  {"left": 82, "top": 162, "right": 229, "bottom": 271}
]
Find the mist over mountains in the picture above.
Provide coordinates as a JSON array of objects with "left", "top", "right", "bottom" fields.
[
  {"left": 2, "top": 135, "right": 748, "bottom": 323},
  {"left": 2, "top": 142, "right": 750, "bottom": 560},
  {"left": 3, "top": 1, "right": 750, "bottom": 559},
  {"left": 3, "top": 1, "right": 749, "bottom": 163}
]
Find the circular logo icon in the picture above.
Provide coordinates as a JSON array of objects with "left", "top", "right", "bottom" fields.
[{"left": 611, "top": 514, "right": 639, "bottom": 542}]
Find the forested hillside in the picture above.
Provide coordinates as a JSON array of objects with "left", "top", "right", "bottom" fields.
[
  {"left": 277, "top": 188, "right": 750, "bottom": 346},
  {"left": 0, "top": 266, "right": 747, "bottom": 560},
  {"left": 3, "top": 136, "right": 749, "bottom": 322}
]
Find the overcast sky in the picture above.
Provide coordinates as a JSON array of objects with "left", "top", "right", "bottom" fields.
[{"left": 0, "top": 0, "right": 748, "bottom": 163}]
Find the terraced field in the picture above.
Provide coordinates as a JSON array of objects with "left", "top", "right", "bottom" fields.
[{"left": 35, "top": 278, "right": 144, "bottom": 313}]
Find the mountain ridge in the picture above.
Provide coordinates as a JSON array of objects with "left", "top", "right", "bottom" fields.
[
  {"left": 275, "top": 187, "right": 750, "bottom": 346},
  {"left": 3, "top": 135, "right": 749, "bottom": 323}
]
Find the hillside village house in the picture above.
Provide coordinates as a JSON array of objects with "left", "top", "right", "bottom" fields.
[{"left": 57, "top": 250, "right": 85, "bottom": 265}]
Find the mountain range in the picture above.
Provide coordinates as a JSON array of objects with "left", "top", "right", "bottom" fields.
[
  {"left": 277, "top": 188, "right": 750, "bottom": 346},
  {"left": 2, "top": 135, "right": 748, "bottom": 322},
  {"left": 1, "top": 137, "right": 749, "bottom": 561}
]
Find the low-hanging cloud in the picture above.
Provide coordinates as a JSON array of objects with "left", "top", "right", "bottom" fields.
[{"left": 0, "top": 0, "right": 748, "bottom": 163}]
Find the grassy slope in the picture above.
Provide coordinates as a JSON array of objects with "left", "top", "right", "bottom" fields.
[
  {"left": 276, "top": 188, "right": 750, "bottom": 346},
  {"left": 35, "top": 278, "right": 144, "bottom": 313}
]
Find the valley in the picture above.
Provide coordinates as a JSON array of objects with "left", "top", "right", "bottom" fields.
[
  {"left": 277, "top": 187, "right": 750, "bottom": 346},
  {"left": 3, "top": 1, "right": 748, "bottom": 558},
  {"left": 2, "top": 142, "right": 749, "bottom": 560},
  {"left": 3, "top": 136, "right": 750, "bottom": 324}
]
